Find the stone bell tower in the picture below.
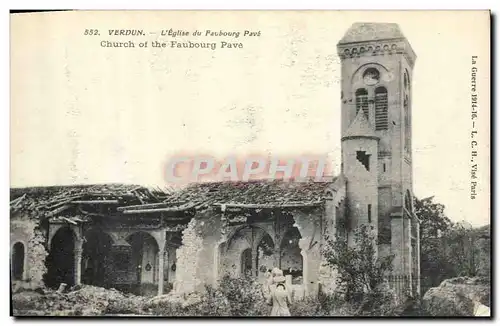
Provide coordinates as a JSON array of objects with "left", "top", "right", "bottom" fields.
[{"left": 337, "top": 23, "right": 420, "bottom": 292}]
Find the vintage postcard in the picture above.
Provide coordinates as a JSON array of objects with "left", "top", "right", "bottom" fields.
[{"left": 9, "top": 10, "right": 491, "bottom": 317}]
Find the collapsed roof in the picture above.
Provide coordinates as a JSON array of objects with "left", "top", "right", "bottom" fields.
[
  {"left": 164, "top": 178, "right": 340, "bottom": 208},
  {"left": 10, "top": 178, "right": 343, "bottom": 218},
  {"left": 9, "top": 184, "right": 172, "bottom": 216}
]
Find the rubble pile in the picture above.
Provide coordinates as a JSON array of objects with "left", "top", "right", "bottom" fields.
[
  {"left": 422, "top": 276, "right": 491, "bottom": 316},
  {"left": 145, "top": 291, "right": 204, "bottom": 310},
  {"left": 12, "top": 285, "right": 148, "bottom": 316}
]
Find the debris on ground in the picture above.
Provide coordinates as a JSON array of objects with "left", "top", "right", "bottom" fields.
[
  {"left": 12, "top": 285, "right": 149, "bottom": 316},
  {"left": 422, "top": 276, "right": 490, "bottom": 316}
]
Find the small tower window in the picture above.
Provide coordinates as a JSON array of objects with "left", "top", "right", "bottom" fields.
[
  {"left": 404, "top": 70, "right": 411, "bottom": 92},
  {"left": 355, "top": 88, "right": 369, "bottom": 119},
  {"left": 405, "top": 190, "right": 413, "bottom": 213},
  {"left": 356, "top": 151, "right": 370, "bottom": 171},
  {"left": 368, "top": 204, "right": 372, "bottom": 223},
  {"left": 363, "top": 68, "right": 380, "bottom": 86},
  {"left": 375, "top": 87, "right": 388, "bottom": 130}
]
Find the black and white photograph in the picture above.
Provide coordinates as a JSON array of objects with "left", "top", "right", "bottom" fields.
[{"left": 9, "top": 10, "right": 491, "bottom": 317}]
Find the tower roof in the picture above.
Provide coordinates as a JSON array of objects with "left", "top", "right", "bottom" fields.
[
  {"left": 342, "top": 109, "right": 379, "bottom": 140},
  {"left": 339, "top": 22, "right": 405, "bottom": 44}
]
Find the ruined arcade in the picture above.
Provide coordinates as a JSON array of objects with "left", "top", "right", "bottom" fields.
[{"left": 10, "top": 22, "right": 421, "bottom": 299}]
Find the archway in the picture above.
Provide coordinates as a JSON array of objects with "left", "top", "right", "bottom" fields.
[
  {"left": 241, "top": 248, "right": 252, "bottom": 277},
  {"left": 45, "top": 226, "right": 76, "bottom": 288},
  {"left": 126, "top": 232, "right": 159, "bottom": 295},
  {"left": 225, "top": 226, "right": 252, "bottom": 277},
  {"left": 12, "top": 242, "right": 25, "bottom": 280},
  {"left": 280, "top": 227, "right": 303, "bottom": 285},
  {"left": 256, "top": 233, "right": 275, "bottom": 282},
  {"left": 225, "top": 225, "right": 274, "bottom": 278},
  {"left": 82, "top": 230, "right": 114, "bottom": 287}
]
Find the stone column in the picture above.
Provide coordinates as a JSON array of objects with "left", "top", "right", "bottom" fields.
[
  {"left": 251, "top": 247, "right": 258, "bottom": 277},
  {"left": 22, "top": 243, "right": 28, "bottom": 281},
  {"left": 158, "top": 248, "right": 165, "bottom": 296},
  {"left": 74, "top": 241, "right": 83, "bottom": 286},
  {"left": 390, "top": 214, "right": 404, "bottom": 274},
  {"left": 273, "top": 244, "right": 281, "bottom": 269},
  {"left": 406, "top": 215, "right": 413, "bottom": 295},
  {"left": 299, "top": 242, "right": 309, "bottom": 296},
  {"left": 391, "top": 211, "right": 413, "bottom": 299},
  {"left": 415, "top": 219, "right": 421, "bottom": 296},
  {"left": 213, "top": 243, "right": 219, "bottom": 281},
  {"left": 213, "top": 240, "right": 225, "bottom": 282},
  {"left": 299, "top": 236, "right": 322, "bottom": 297},
  {"left": 156, "top": 230, "right": 167, "bottom": 296}
]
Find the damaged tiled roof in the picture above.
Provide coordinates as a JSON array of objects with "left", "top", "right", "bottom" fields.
[
  {"left": 10, "top": 179, "right": 344, "bottom": 216},
  {"left": 163, "top": 178, "right": 339, "bottom": 207},
  {"left": 10, "top": 183, "right": 172, "bottom": 214},
  {"left": 11, "top": 184, "right": 137, "bottom": 199}
]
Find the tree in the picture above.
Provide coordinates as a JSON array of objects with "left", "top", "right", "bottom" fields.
[
  {"left": 415, "top": 196, "right": 452, "bottom": 240},
  {"left": 416, "top": 196, "right": 490, "bottom": 290},
  {"left": 414, "top": 196, "right": 455, "bottom": 288},
  {"left": 444, "top": 222, "right": 490, "bottom": 278},
  {"left": 322, "top": 224, "right": 394, "bottom": 302}
]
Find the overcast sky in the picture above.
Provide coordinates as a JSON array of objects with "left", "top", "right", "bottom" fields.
[{"left": 11, "top": 11, "right": 490, "bottom": 226}]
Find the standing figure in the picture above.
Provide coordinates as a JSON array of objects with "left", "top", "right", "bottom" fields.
[
  {"left": 262, "top": 268, "right": 274, "bottom": 301},
  {"left": 268, "top": 269, "right": 292, "bottom": 316}
]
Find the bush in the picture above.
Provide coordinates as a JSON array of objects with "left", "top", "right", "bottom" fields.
[
  {"left": 290, "top": 291, "right": 374, "bottom": 316},
  {"left": 353, "top": 289, "right": 397, "bottom": 316},
  {"left": 319, "top": 224, "right": 406, "bottom": 316},
  {"left": 290, "top": 296, "right": 327, "bottom": 316},
  {"left": 217, "top": 274, "right": 269, "bottom": 316},
  {"left": 290, "top": 290, "right": 410, "bottom": 317},
  {"left": 322, "top": 224, "right": 394, "bottom": 302},
  {"left": 146, "top": 275, "right": 269, "bottom": 316}
]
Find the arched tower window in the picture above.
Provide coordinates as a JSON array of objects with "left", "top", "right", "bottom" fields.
[
  {"left": 404, "top": 70, "right": 412, "bottom": 156},
  {"left": 355, "top": 88, "right": 369, "bottom": 119},
  {"left": 404, "top": 94, "right": 411, "bottom": 155},
  {"left": 374, "top": 86, "right": 388, "bottom": 130}
]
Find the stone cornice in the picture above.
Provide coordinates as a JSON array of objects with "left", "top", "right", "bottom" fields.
[
  {"left": 341, "top": 135, "right": 380, "bottom": 142},
  {"left": 337, "top": 38, "right": 416, "bottom": 68}
]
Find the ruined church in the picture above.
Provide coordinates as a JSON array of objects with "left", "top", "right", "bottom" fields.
[{"left": 10, "top": 23, "right": 420, "bottom": 299}]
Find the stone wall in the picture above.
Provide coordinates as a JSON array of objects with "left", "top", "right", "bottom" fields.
[
  {"left": 156, "top": 205, "right": 347, "bottom": 298},
  {"left": 172, "top": 210, "right": 226, "bottom": 294},
  {"left": 173, "top": 218, "right": 204, "bottom": 294},
  {"left": 166, "top": 246, "right": 177, "bottom": 284},
  {"left": 223, "top": 231, "right": 250, "bottom": 277},
  {"left": 10, "top": 215, "right": 48, "bottom": 288},
  {"left": 140, "top": 238, "right": 158, "bottom": 284},
  {"left": 293, "top": 209, "right": 323, "bottom": 296},
  {"left": 195, "top": 210, "right": 223, "bottom": 286}
]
